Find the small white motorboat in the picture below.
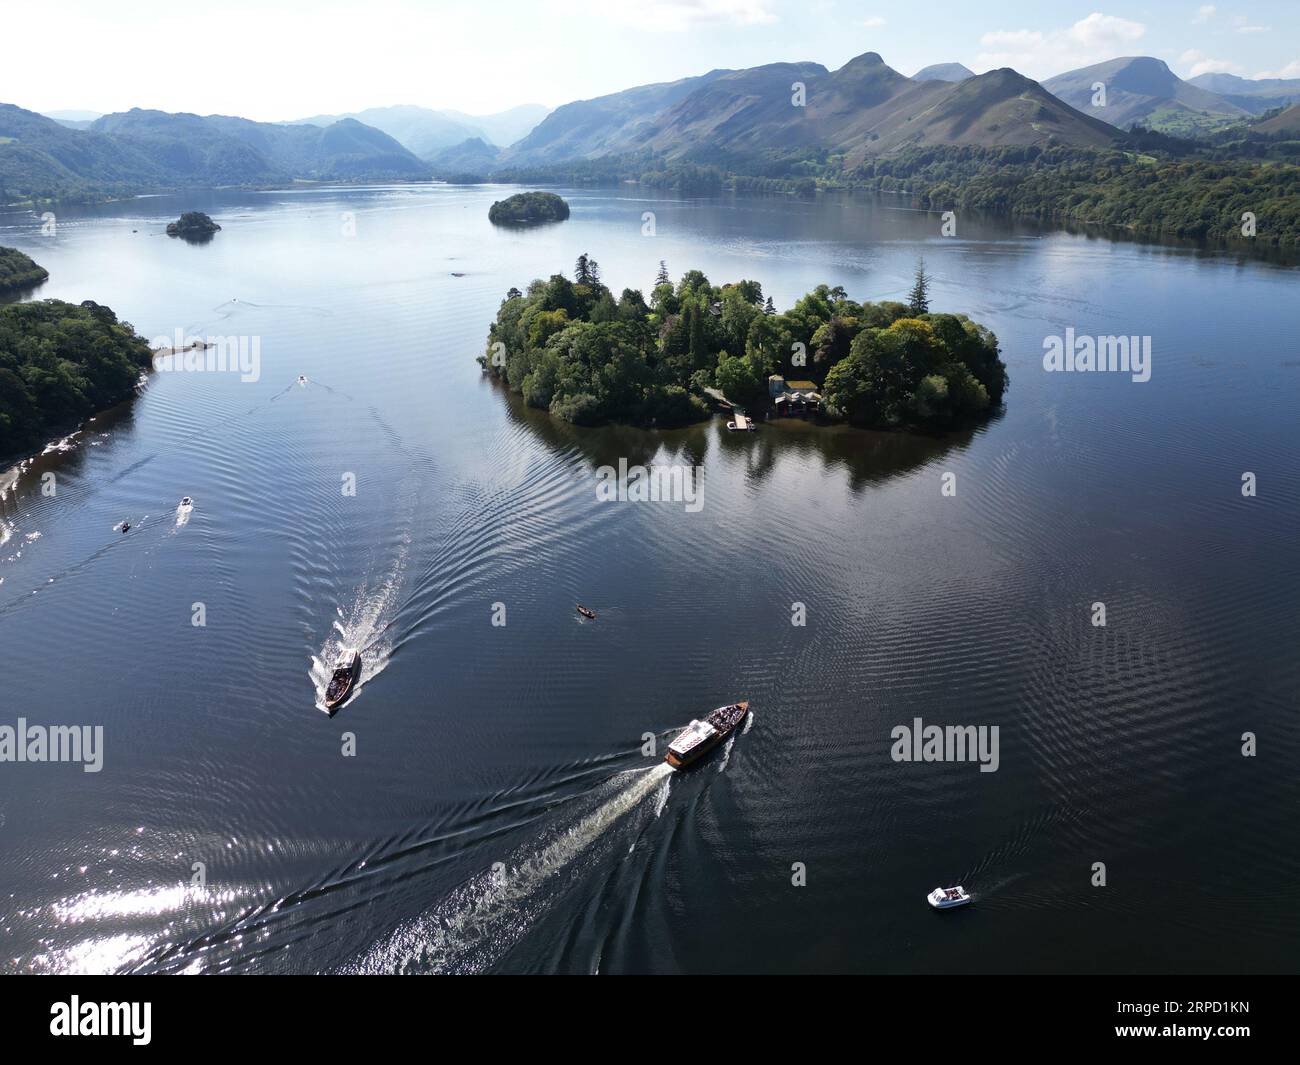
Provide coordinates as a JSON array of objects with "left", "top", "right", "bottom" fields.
[
  {"left": 927, "top": 885, "right": 971, "bottom": 909},
  {"left": 726, "top": 413, "right": 755, "bottom": 432}
]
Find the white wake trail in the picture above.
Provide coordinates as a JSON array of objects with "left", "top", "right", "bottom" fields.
[{"left": 343, "top": 763, "right": 674, "bottom": 974}]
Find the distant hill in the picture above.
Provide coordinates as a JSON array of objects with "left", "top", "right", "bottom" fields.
[
  {"left": 505, "top": 53, "right": 1118, "bottom": 169},
  {"left": 428, "top": 137, "right": 502, "bottom": 173},
  {"left": 502, "top": 69, "right": 734, "bottom": 164},
  {"left": 93, "top": 109, "right": 428, "bottom": 183},
  {"left": 1044, "top": 56, "right": 1248, "bottom": 135},
  {"left": 292, "top": 104, "right": 551, "bottom": 157},
  {"left": 439, "top": 105, "right": 551, "bottom": 147},
  {"left": 201, "top": 114, "right": 429, "bottom": 180},
  {"left": 92, "top": 109, "right": 283, "bottom": 184},
  {"left": 637, "top": 59, "right": 848, "bottom": 156},
  {"left": 0, "top": 104, "right": 169, "bottom": 195},
  {"left": 855, "top": 67, "right": 1119, "bottom": 159},
  {"left": 290, "top": 105, "right": 488, "bottom": 157},
  {"left": 0, "top": 103, "right": 428, "bottom": 198},
  {"left": 912, "top": 63, "right": 975, "bottom": 83},
  {"left": 1187, "top": 72, "right": 1300, "bottom": 115},
  {"left": 1254, "top": 103, "right": 1300, "bottom": 134}
]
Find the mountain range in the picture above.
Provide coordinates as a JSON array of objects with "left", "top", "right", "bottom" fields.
[
  {"left": 287, "top": 104, "right": 551, "bottom": 158},
  {"left": 445, "top": 53, "right": 1119, "bottom": 174},
  {"left": 1042, "top": 56, "right": 1250, "bottom": 136},
  {"left": 6, "top": 52, "right": 1297, "bottom": 198},
  {"left": 0, "top": 105, "right": 429, "bottom": 197},
  {"left": 434, "top": 53, "right": 1297, "bottom": 176},
  {"left": 1185, "top": 72, "right": 1300, "bottom": 115}
]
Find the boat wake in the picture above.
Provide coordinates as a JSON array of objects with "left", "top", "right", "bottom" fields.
[
  {"left": 341, "top": 763, "right": 674, "bottom": 974},
  {"left": 309, "top": 535, "right": 410, "bottom": 711}
]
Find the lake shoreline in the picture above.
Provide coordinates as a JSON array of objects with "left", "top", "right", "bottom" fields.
[{"left": 0, "top": 388, "right": 144, "bottom": 497}]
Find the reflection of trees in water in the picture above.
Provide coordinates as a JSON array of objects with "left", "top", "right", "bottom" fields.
[
  {"left": 494, "top": 378, "right": 994, "bottom": 493},
  {"left": 2, "top": 402, "right": 138, "bottom": 505},
  {"left": 736, "top": 415, "right": 988, "bottom": 492},
  {"left": 0, "top": 278, "right": 49, "bottom": 307}
]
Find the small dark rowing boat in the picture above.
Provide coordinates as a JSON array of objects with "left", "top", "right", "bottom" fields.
[
  {"left": 665, "top": 701, "right": 749, "bottom": 769},
  {"left": 323, "top": 648, "right": 361, "bottom": 714},
  {"left": 576, "top": 604, "right": 596, "bottom": 620}
]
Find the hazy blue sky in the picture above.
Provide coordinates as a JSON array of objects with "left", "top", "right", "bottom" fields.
[{"left": 8, "top": 1, "right": 1300, "bottom": 120}]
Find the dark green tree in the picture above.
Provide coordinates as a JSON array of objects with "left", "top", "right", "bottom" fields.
[{"left": 907, "top": 259, "right": 931, "bottom": 315}]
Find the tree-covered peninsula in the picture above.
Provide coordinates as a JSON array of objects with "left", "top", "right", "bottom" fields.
[
  {"left": 480, "top": 256, "right": 1007, "bottom": 430},
  {"left": 487, "top": 191, "right": 570, "bottom": 225},
  {"left": 0, "top": 299, "right": 154, "bottom": 458},
  {"left": 0, "top": 246, "right": 50, "bottom": 294}
]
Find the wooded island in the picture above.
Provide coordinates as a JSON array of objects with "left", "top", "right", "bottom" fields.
[{"left": 480, "top": 256, "right": 1008, "bottom": 430}]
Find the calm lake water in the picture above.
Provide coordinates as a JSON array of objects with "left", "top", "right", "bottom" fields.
[{"left": 1, "top": 184, "right": 1297, "bottom": 974}]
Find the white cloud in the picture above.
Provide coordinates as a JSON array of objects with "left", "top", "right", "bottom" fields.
[
  {"left": 578, "top": 0, "right": 778, "bottom": 31},
  {"left": 1254, "top": 59, "right": 1300, "bottom": 79},
  {"left": 1235, "top": 24, "right": 1269, "bottom": 35},
  {"left": 1069, "top": 11, "right": 1146, "bottom": 49},
  {"left": 1180, "top": 49, "right": 1242, "bottom": 77},
  {"left": 1192, "top": 4, "right": 1215, "bottom": 24},
  {"left": 977, "top": 13, "right": 1147, "bottom": 79},
  {"left": 862, "top": 15, "right": 886, "bottom": 28}
]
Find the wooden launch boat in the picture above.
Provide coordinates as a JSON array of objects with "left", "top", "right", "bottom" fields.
[
  {"left": 323, "top": 648, "right": 361, "bottom": 713},
  {"left": 664, "top": 701, "right": 749, "bottom": 769}
]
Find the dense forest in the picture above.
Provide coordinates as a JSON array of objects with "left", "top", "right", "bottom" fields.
[
  {"left": 487, "top": 191, "right": 570, "bottom": 224},
  {"left": 480, "top": 256, "right": 1007, "bottom": 430},
  {"left": 846, "top": 144, "right": 1300, "bottom": 247},
  {"left": 492, "top": 139, "right": 1300, "bottom": 247},
  {"left": 0, "top": 299, "right": 154, "bottom": 458},
  {"left": 0, "top": 246, "right": 50, "bottom": 293}
]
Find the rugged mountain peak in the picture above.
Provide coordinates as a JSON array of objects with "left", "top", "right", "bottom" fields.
[{"left": 839, "top": 51, "right": 887, "bottom": 69}]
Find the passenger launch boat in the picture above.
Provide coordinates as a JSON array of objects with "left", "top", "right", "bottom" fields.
[
  {"left": 323, "top": 648, "right": 361, "bottom": 713},
  {"left": 927, "top": 885, "right": 971, "bottom": 909},
  {"left": 665, "top": 701, "right": 749, "bottom": 769}
]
